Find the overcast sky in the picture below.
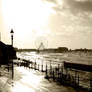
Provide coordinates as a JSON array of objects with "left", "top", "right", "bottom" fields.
[{"left": 0, "top": 0, "right": 92, "bottom": 49}]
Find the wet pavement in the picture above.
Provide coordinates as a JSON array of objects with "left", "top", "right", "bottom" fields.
[{"left": 0, "top": 66, "right": 89, "bottom": 92}]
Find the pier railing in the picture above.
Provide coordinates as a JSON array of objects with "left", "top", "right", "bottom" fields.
[{"left": 16, "top": 57, "right": 92, "bottom": 91}]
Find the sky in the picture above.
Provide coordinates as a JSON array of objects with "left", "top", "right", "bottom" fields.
[{"left": 0, "top": 0, "right": 92, "bottom": 49}]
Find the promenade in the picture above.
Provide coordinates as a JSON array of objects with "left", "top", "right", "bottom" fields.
[{"left": 0, "top": 65, "right": 89, "bottom": 92}]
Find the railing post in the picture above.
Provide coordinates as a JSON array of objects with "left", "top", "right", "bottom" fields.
[
  {"left": 38, "top": 64, "right": 39, "bottom": 71},
  {"left": 58, "top": 64, "right": 60, "bottom": 79},
  {"left": 74, "top": 71, "right": 77, "bottom": 87},
  {"left": 45, "top": 63, "right": 48, "bottom": 77},
  {"left": 78, "top": 74, "right": 79, "bottom": 88},
  {"left": 41, "top": 63, "right": 43, "bottom": 72},
  {"left": 90, "top": 79, "right": 92, "bottom": 91},
  {"left": 53, "top": 70, "right": 55, "bottom": 81},
  {"left": 35, "top": 61, "right": 36, "bottom": 70}
]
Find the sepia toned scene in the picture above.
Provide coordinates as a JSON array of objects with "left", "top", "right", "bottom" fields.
[{"left": 0, "top": 0, "right": 92, "bottom": 92}]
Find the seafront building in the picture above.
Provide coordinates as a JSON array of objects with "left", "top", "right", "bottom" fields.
[{"left": 0, "top": 41, "right": 16, "bottom": 64}]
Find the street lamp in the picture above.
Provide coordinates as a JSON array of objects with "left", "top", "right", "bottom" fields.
[
  {"left": 10, "top": 29, "right": 14, "bottom": 80},
  {"left": 10, "top": 29, "right": 14, "bottom": 46}
]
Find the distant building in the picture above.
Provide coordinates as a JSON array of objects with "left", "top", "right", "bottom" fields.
[
  {"left": 57, "top": 47, "right": 68, "bottom": 52},
  {"left": 0, "top": 41, "right": 16, "bottom": 64},
  {"left": 39, "top": 47, "right": 68, "bottom": 53}
]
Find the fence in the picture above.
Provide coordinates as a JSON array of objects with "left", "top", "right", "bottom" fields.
[{"left": 16, "top": 57, "right": 92, "bottom": 91}]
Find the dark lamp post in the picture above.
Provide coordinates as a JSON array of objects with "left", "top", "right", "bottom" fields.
[
  {"left": 10, "top": 29, "right": 14, "bottom": 80},
  {"left": 10, "top": 29, "right": 14, "bottom": 46}
]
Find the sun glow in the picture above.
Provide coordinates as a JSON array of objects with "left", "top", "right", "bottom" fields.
[{"left": 1, "top": 0, "right": 55, "bottom": 48}]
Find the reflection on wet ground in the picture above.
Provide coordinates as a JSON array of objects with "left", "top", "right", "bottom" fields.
[{"left": 8, "top": 66, "right": 88, "bottom": 92}]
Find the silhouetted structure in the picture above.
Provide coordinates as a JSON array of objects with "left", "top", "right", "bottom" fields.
[
  {"left": 42, "top": 47, "right": 68, "bottom": 53},
  {"left": 74, "top": 48, "right": 92, "bottom": 52},
  {"left": 64, "top": 61, "right": 92, "bottom": 72},
  {"left": 17, "top": 49, "right": 37, "bottom": 52},
  {"left": 0, "top": 41, "right": 16, "bottom": 64},
  {"left": 57, "top": 47, "right": 68, "bottom": 52}
]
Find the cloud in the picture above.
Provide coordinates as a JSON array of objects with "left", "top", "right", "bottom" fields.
[
  {"left": 44, "top": 0, "right": 92, "bottom": 16},
  {"left": 45, "top": 0, "right": 92, "bottom": 34},
  {"left": 45, "top": 0, "right": 92, "bottom": 11}
]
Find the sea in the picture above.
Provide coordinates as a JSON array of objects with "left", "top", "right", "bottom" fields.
[{"left": 17, "top": 51, "right": 92, "bottom": 69}]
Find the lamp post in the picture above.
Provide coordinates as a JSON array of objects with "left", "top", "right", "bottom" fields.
[
  {"left": 10, "top": 29, "right": 14, "bottom": 80},
  {"left": 10, "top": 29, "right": 14, "bottom": 46}
]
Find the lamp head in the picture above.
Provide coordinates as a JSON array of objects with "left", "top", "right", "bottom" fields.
[{"left": 10, "top": 29, "right": 14, "bottom": 36}]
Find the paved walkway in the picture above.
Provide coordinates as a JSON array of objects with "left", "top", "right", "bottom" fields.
[{"left": 0, "top": 66, "right": 88, "bottom": 92}]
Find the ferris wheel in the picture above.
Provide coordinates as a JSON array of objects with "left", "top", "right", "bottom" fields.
[{"left": 35, "top": 36, "right": 48, "bottom": 52}]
